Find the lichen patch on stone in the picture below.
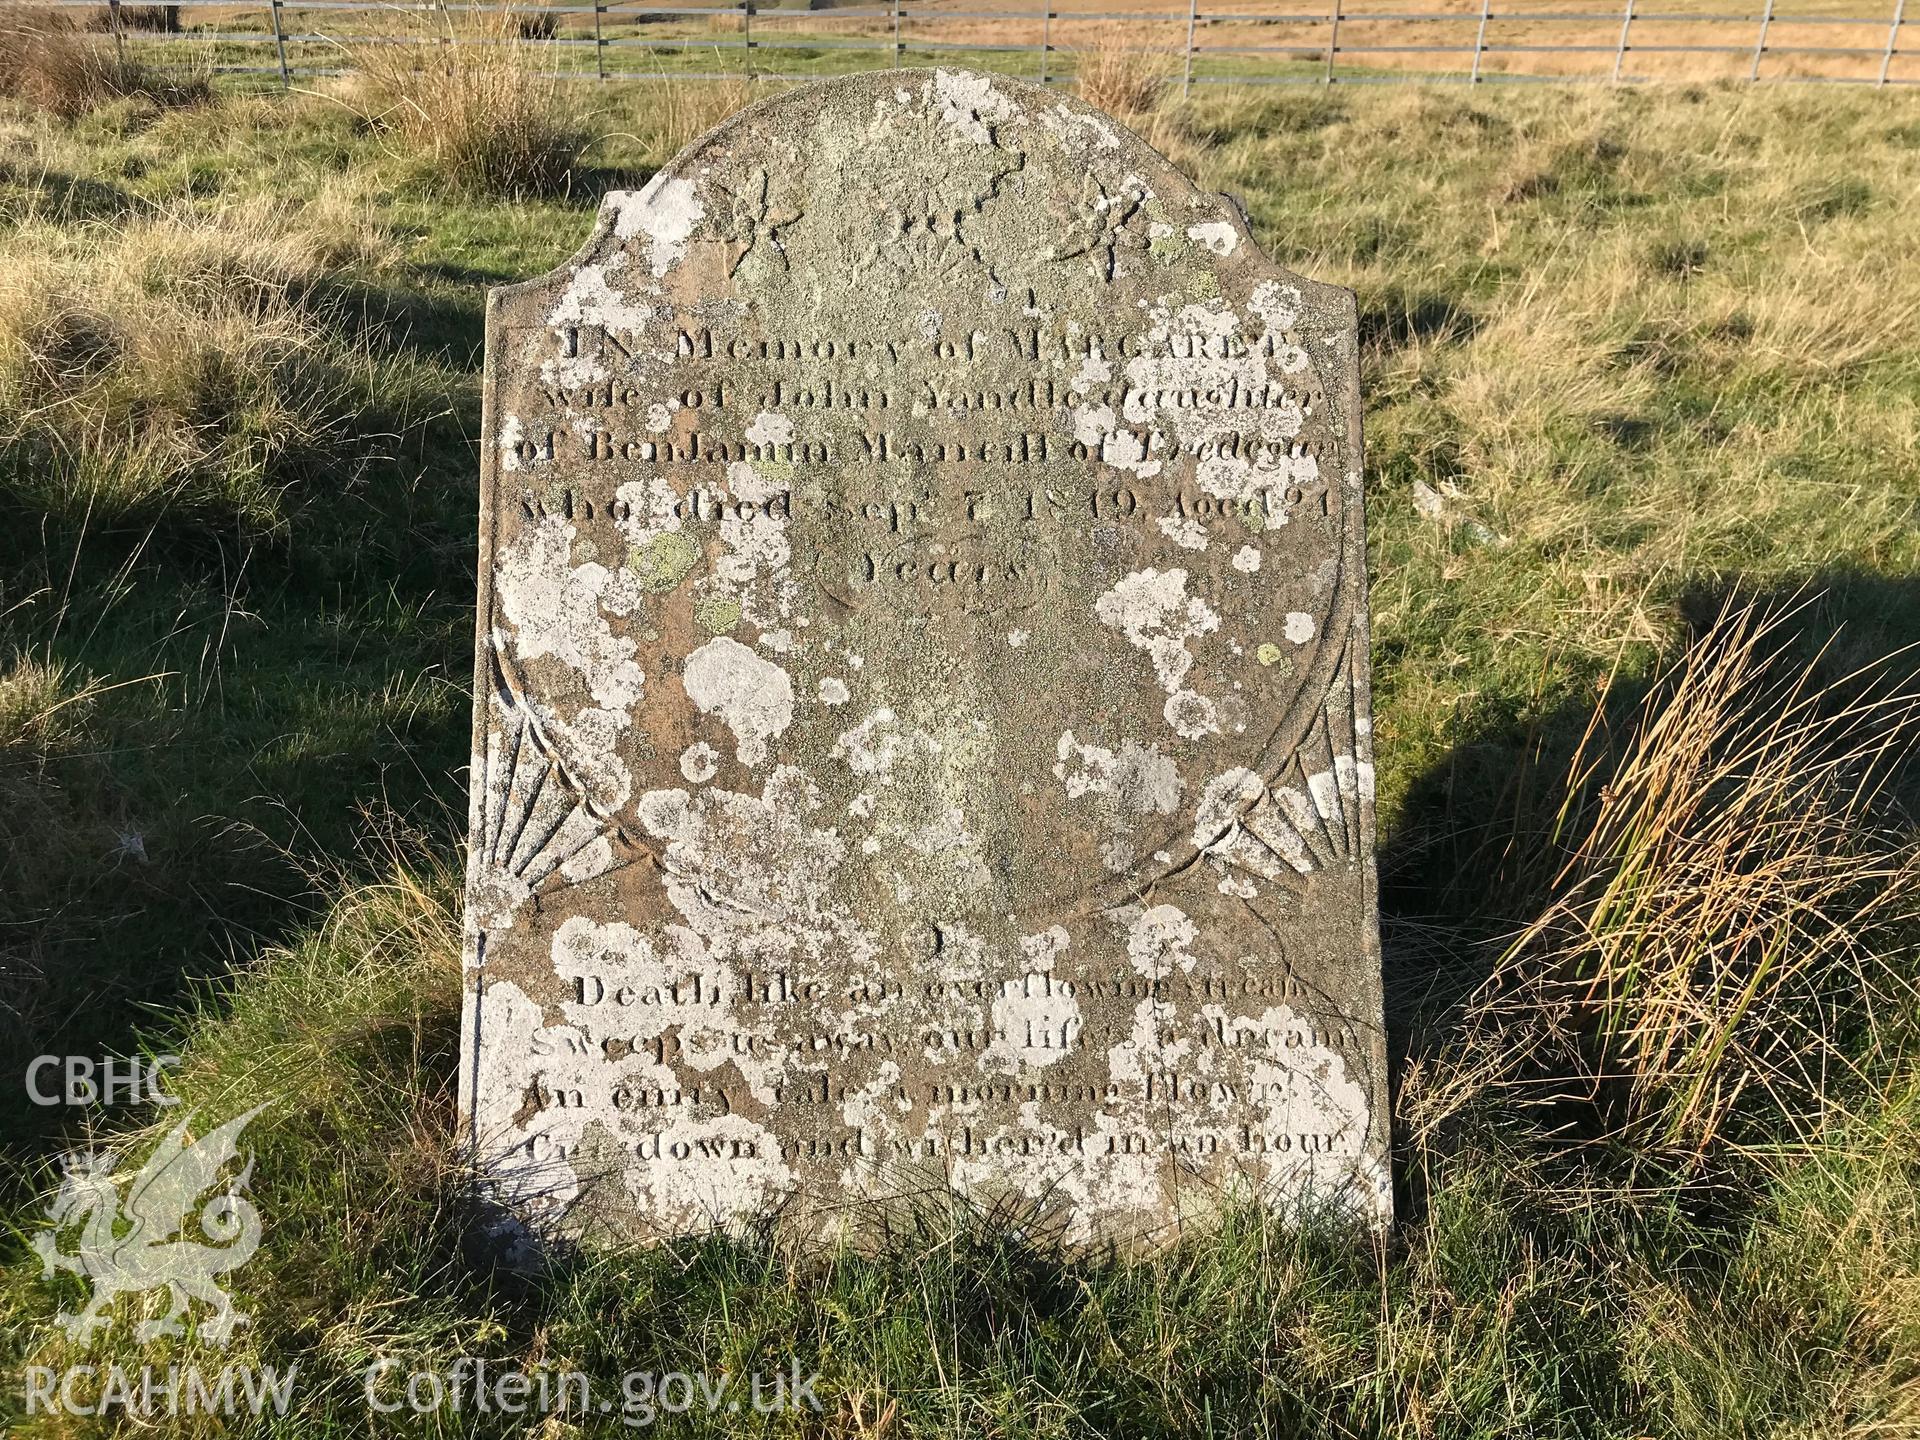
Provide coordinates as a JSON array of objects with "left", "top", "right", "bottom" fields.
[{"left": 682, "top": 637, "right": 796, "bottom": 767}]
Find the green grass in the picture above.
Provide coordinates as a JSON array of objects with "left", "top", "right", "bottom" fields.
[{"left": 1, "top": 74, "right": 1918, "bottom": 1437}]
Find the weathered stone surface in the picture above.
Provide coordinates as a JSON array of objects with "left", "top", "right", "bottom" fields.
[{"left": 460, "top": 69, "right": 1388, "bottom": 1250}]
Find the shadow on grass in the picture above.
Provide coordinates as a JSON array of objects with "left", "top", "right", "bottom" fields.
[
  {"left": 0, "top": 167, "right": 152, "bottom": 226},
  {"left": 1358, "top": 287, "right": 1480, "bottom": 359},
  {"left": 328, "top": 276, "right": 491, "bottom": 372},
  {"left": 0, "top": 397, "right": 480, "bottom": 1190}
]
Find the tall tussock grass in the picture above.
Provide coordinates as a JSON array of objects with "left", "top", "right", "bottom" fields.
[
  {"left": 1073, "top": 28, "right": 1173, "bottom": 117},
  {"left": 90, "top": 3, "right": 181, "bottom": 33},
  {"left": 0, "top": 10, "right": 206, "bottom": 116},
  {"left": 1456, "top": 598, "right": 1920, "bottom": 1166},
  {"left": 348, "top": 5, "right": 589, "bottom": 196}
]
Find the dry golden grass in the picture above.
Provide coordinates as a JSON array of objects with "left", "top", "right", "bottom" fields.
[
  {"left": 0, "top": 8, "right": 207, "bottom": 116},
  {"left": 625, "top": 69, "right": 763, "bottom": 165},
  {"left": 1449, "top": 598, "right": 1920, "bottom": 1161},
  {"left": 1072, "top": 26, "right": 1175, "bottom": 115},
  {"left": 0, "top": 197, "right": 408, "bottom": 531},
  {"left": 0, "top": 657, "right": 100, "bottom": 758},
  {"left": 345, "top": 3, "right": 590, "bottom": 195}
]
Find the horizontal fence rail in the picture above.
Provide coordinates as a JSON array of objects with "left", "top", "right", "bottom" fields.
[{"left": 4, "top": 0, "right": 1913, "bottom": 90}]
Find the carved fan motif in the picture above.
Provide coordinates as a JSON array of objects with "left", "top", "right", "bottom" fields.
[
  {"left": 477, "top": 653, "right": 643, "bottom": 906},
  {"left": 1196, "top": 625, "right": 1368, "bottom": 894}
]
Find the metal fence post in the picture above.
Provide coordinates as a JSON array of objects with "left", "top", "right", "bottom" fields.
[
  {"left": 1183, "top": 0, "right": 1197, "bottom": 96},
  {"left": 1471, "top": 0, "right": 1491, "bottom": 81},
  {"left": 894, "top": 0, "right": 904, "bottom": 65},
  {"left": 1880, "top": 0, "right": 1905, "bottom": 83},
  {"left": 743, "top": 0, "right": 754, "bottom": 72},
  {"left": 1610, "top": 0, "right": 1634, "bottom": 81},
  {"left": 1324, "top": 0, "right": 1340, "bottom": 81},
  {"left": 592, "top": 1, "right": 605, "bottom": 80},
  {"left": 267, "top": 0, "right": 291, "bottom": 88},
  {"left": 1039, "top": 0, "right": 1049, "bottom": 83},
  {"left": 1748, "top": 0, "right": 1773, "bottom": 79}
]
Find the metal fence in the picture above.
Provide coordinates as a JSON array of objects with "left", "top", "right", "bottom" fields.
[{"left": 8, "top": 0, "right": 1915, "bottom": 90}]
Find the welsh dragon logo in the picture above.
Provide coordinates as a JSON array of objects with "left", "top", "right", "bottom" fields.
[{"left": 33, "top": 1106, "right": 266, "bottom": 1346}]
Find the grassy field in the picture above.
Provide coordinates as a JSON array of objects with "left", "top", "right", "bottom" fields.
[{"left": 1, "top": 53, "right": 1919, "bottom": 1438}]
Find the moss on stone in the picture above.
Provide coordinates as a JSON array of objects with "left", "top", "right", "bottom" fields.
[{"left": 628, "top": 530, "right": 701, "bottom": 591}]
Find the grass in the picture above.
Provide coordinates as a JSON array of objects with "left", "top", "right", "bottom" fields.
[
  {"left": 1072, "top": 28, "right": 1175, "bottom": 117},
  {"left": 1478, "top": 597, "right": 1920, "bottom": 1158},
  {"left": 0, "top": 197, "right": 431, "bottom": 534},
  {"left": 622, "top": 67, "right": 763, "bottom": 162},
  {"left": 0, "top": 11, "right": 207, "bottom": 117},
  {"left": 342, "top": 4, "right": 592, "bottom": 196},
  {"left": 0, "top": 72, "right": 1916, "bottom": 1438}
]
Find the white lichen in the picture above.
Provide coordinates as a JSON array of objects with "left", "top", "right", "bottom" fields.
[
  {"left": 612, "top": 173, "right": 705, "bottom": 278},
  {"left": 680, "top": 741, "right": 721, "bottom": 784},
  {"left": 1187, "top": 221, "right": 1238, "bottom": 255},
  {"left": 681, "top": 637, "right": 795, "bottom": 767},
  {"left": 1094, "top": 568, "right": 1222, "bottom": 740}
]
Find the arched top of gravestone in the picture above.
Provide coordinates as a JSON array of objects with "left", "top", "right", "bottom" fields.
[{"left": 482, "top": 69, "right": 1364, "bottom": 919}]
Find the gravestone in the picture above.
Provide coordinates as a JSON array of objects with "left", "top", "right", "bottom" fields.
[{"left": 460, "top": 69, "right": 1389, "bottom": 1250}]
